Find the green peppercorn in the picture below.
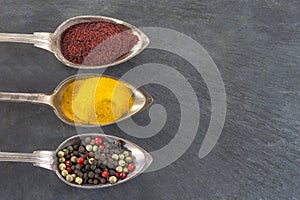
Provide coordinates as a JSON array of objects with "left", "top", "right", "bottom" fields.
[
  {"left": 88, "top": 158, "right": 95, "bottom": 165},
  {"left": 59, "top": 157, "right": 65, "bottom": 163},
  {"left": 75, "top": 177, "right": 83, "bottom": 185},
  {"left": 71, "top": 156, "right": 77, "bottom": 163},
  {"left": 92, "top": 145, "right": 98, "bottom": 152},
  {"left": 86, "top": 144, "right": 93, "bottom": 152},
  {"left": 63, "top": 149, "right": 69, "bottom": 156},
  {"left": 118, "top": 160, "right": 126, "bottom": 167},
  {"left": 116, "top": 166, "right": 123, "bottom": 173},
  {"left": 125, "top": 157, "right": 133, "bottom": 163},
  {"left": 109, "top": 176, "right": 117, "bottom": 184},
  {"left": 123, "top": 151, "right": 130, "bottom": 157},
  {"left": 66, "top": 174, "right": 74, "bottom": 182},
  {"left": 123, "top": 167, "right": 128, "bottom": 173},
  {"left": 112, "top": 154, "right": 119, "bottom": 160},
  {"left": 59, "top": 163, "right": 66, "bottom": 171},
  {"left": 67, "top": 146, "right": 73, "bottom": 152},
  {"left": 57, "top": 151, "right": 64, "bottom": 158},
  {"left": 71, "top": 174, "right": 77, "bottom": 179},
  {"left": 61, "top": 170, "right": 68, "bottom": 177},
  {"left": 119, "top": 154, "right": 125, "bottom": 160}
]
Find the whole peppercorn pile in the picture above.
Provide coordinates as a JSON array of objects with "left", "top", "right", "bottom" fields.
[
  {"left": 57, "top": 136, "right": 136, "bottom": 185},
  {"left": 60, "top": 21, "right": 139, "bottom": 66}
]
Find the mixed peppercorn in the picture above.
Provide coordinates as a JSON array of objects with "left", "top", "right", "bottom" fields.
[{"left": 57, "top": 136, "right": 135, "bottom": 185}]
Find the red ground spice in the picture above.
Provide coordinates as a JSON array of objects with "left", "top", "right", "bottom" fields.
[{"left": 60, "top": 21, "right": 139, "bottom": 66}]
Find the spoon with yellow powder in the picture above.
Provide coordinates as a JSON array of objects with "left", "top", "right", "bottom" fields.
[{"left": 0, "top": 74, "right": 152, "bottom": 126}]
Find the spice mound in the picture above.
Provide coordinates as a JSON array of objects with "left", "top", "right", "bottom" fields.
[
  {"left": 57, "top": 136, "right": 136, "bottom": 186},
  {"left": 61, "top": 21, "right": 139, "bottom": 66},
  {"left": 60, "top": 77, "right": 134, "bottom": 125}
]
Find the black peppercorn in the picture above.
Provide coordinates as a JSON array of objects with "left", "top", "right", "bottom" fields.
[
  {"left": 95, "top": 168, "right": 101, "bottom": 174},
  {"left": 107, "top": 163, "right": 114, "bottom": 169},
  {"left": 106, "top": 154, "right": 112, "bottom": 159},
  {"left": 100, "top": 164, "right": 107, "bottom": 170},
  {"left": 89, "top": 152, "right": 95, "bottom": 158},
  {"left": 99, "top": 154, "right": 106, "bottom": 161},
  {"left": 93, "top": 179, "right": 99, "bottom": 185},
  {"left": 73, "top": 151, "right": 79, "bottom": 156},
  {"left": 77, "top": 171, "right": 84, "bottom": 178},
  {"left": 75, "top": 164, "right": 82, "bottom": 170},
  {"left": 80, "top": 154, "right": 87, "bottom": 159},
  {"left": 71, "top": 165, "right": 76, "bottom": 171},
  {"left": 95, "top": 174, "right": 100, "bottom": 179},
  {"left": 103, "top": 149, "right": 109, "bottom": 154},
  {"left": 81, "top": 168, "right": 87, "bottom": 173},
  {"left": 88, "top": 171, "right": 95, "bottom": 178},
  {"left": 79, "top": 146, "right": 85, "bottom": 153},
  {"left": 73, "top": 144, "right": 79, "bottom": 150},
  {"left": 85, "top": 165, "right": 91, "bottom": 171},
  {"left": 91, "top": 165, "right": 97, "bottom": 171},
  {"left": 83, "top": 173, "right": 88, "bottom": 179},
  {"left": 109, "top": 169, "right": 115, "bottom": 176},
  {"left": 113, "top": 161, "right": 118, "bottom": 167},
  {"left": 84, "top": 137, "right": 91, "bottom": 144},
  {"left": 83, "top": 160, "right": 89, "bottom": 165},
  {"left": 100, "top": 178, "right": 106, "bottom": 184},
  {"left": 88, "top": 179, "right": 94, "bottom": 184}
]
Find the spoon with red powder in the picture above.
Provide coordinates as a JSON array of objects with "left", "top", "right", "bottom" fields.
[{"left": 0, "top": 16, "right": 149, "bottom": 69}]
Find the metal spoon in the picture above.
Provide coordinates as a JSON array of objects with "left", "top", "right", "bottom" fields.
[
  {"left": 0, "top": 74, "right": 153, "bottom": 126},
  {"left": 0, "top": 133, "right": 153, "bottom": 189},
  {"left": 0, "top": 15, "right": 149, "bottom": 69}
]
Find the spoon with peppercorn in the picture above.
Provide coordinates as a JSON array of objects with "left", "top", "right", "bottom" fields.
[
  {"left": 0, "top": 15, "right": 149, "bottom": 69},
  {"left": 0, "top": 73, "right": 153, "bottom": 126},
  {"left": 0, "top": 133, "right": 153, "bottom": 188}
]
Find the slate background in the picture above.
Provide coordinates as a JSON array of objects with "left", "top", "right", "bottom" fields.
[{"left": 0, "top": 0, "right": 299, "bottom": 199}]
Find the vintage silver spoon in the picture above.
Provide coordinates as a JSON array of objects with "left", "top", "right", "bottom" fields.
[
  {"left": 0, "top": 15, "right": 149, "bottom": 69},
  {"left": 0, "top": 74, "right": 153, "bottom": 126},
  {"left": 0, "top": 133, "right": 153, "bottom": 189}
]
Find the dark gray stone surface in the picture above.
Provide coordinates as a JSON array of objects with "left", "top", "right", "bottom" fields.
[{"left": 0, "top": 0, "right": 299, "bottom": 199}]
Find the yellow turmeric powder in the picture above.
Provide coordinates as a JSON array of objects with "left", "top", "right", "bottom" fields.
[{"left": 60, "top": 77, "right": 133, "bottom": 125}]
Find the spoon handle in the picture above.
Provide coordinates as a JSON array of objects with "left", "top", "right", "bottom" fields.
[
  {"left": 0, "top": 150, "right": 56, "bottom": 171},
  {"left": 0, "top": 92, "right": 53, "bottom": 107},
  {"left": 0, "top": 32, "right": 53, "bottom": 52}
]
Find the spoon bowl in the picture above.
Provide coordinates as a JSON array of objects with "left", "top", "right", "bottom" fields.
[
  {"left": 0, "top": 133, "right": 153, "bottom": 189},
  {"left": 0, "top": 16, "right": 149, "bottom": 69},
  {"left": 0, "top": 74, "right": 153, "bottom": 126}
]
